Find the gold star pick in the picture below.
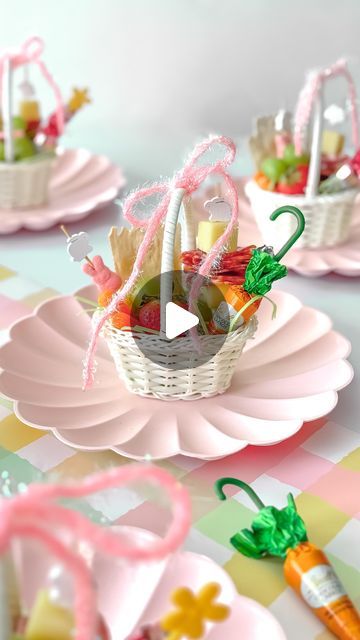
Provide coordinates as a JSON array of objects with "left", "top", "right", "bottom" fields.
[{"left": 68, "top": 88, "right": 91, "bottom": 113}]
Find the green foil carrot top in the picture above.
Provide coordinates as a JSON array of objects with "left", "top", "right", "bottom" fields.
[
  {"left": 214, "top": 477, "right": 308, "bottom": 559},
  {"left": 244, "top": 206, "right": 306, "bottom": 296}
]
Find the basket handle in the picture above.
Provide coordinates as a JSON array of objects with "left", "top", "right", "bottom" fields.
[
  {"left": 2, "top": 58, "right": 14, "bottom": 162},
  {"left": 160, "top": 187, "right": 186, "bottom": 334},
  {"left": 294, "top": 59, "right": 360, "bottom": 198},
  {"left": 0, "top": 36, "right": 65, "bottom": 162}
]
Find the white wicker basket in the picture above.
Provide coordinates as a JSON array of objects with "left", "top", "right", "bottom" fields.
[
  {"left": 101, "top": 187, "right": 258, "bottom": 400},
  {"left": 0, "top": 47, "right": 58, "bottom": 210},
  {"left": 0, "top": 157, "right": 53, "bottom": 209},
  {"left": 247, "top": 62, "right": 360, "bottom": 249},
  {"left": 245, "top": 179, "right": 357, "bottom": 249}
]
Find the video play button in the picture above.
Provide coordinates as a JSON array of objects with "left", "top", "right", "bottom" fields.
[
  {"left": 165, "top": 302, "right": 199, "bottom": 339},
  {"left": 130, "top": 271, "right": 230, "bottom": 370}
]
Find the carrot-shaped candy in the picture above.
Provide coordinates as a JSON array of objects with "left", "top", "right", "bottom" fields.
[
  {"left": 214, "top": 477, "right": 360, "bottom": 640},
  {"left": 127, "top": 582, "right": 230, "bottom": 639}
]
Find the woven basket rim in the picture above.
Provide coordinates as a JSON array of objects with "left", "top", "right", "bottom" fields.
[
  {"left": 101, "top": 313, "right": 257, "bottom": 353},
  {"left": 245, "top": 178, "right": 359, "bottom": 205},
  {"left": 0, "top": 156, "right": 54, "bottom": 173}
]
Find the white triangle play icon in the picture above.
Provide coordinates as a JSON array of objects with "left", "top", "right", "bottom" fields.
[{"left": 165, "top": 302, "right": 199, "bottom": 340}]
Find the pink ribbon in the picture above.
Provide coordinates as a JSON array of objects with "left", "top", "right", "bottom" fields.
[
  {"left": 83, "top": 134, "right": 239, "bottom": 389},
  {"left": 0, "top": 464, "right": 191, "bottom": 640},
  {"left": 294, "top": 58, "right": 359, "bottom": 155},
  {"left": 0, "top": 36, "right": 64, "bottom": 136}
]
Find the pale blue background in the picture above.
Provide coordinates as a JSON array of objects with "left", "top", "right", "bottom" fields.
[{"left": 0, "top": 0, "right": 359, "bottom": 432}]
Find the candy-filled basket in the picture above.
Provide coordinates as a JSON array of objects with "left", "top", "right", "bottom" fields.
[
  {"left": 81, "top": 136, "right": 305, "bottom": 401},
  {"left": 246, "top": 59, "right": 360, "bottom": 249},
  {"left": 0, "top": 36, "right": 89, "bottom": 210},
  {"left": 100, "top": 184, "right": 259, "bottom": 401}
]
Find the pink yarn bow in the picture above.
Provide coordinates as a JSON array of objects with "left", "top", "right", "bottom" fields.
[
  {"left": 83, "top": 134, "right": 239, "bottom": 388},
  {"left": 294, "top": 58, "right": 359, "bottom": 155},
  {"left": 0, "top": 464, "right": 191, "bottom": 640},
  {"left": 0, "top": 36, "right": 64, "bottom": 136}
]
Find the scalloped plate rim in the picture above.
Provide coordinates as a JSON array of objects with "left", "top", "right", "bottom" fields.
[
  {"left": 0, "top": 286, "right": 353, "bottom": 460},
  {"left": 0, "top": 148, "right": 126, "bottom": 233}
]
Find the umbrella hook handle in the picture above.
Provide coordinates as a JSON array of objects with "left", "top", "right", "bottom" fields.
[
  {"left": 214, "top": 477, "right": 266, "bottom": 511},
  {"left": 270, "top": 206, "right": 305, "bottom": 262}
]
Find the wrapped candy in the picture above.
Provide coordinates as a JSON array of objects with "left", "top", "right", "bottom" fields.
[
  {"left": 18, "top": 74, "right": 41, "bottom": 139},
  {"left": 196, "top": 196, "right": 238, "bottom": 253},
  {"left": 214, "top": 477, "right": 360, "bottom": 640}
]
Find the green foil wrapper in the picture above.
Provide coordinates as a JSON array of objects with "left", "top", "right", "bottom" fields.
[
  {"left": 244, "top": 249, "right": 288, "bottom": 296},
  {"left": 230, "top": 493, "right": 308, "bottom": 559}
]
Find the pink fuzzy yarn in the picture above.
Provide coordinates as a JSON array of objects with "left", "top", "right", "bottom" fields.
[
  {"left": 294, "top": 58, "right": 359, "bottom": 155},
  {"left": 0, "top": 464, "right": 191, "bottom": 640},
  {"left": 0, "top": 36, "right": 64, "bottom": 137},
  {"left": 83, "top": 134, "right": 238, "bottom": 389}
]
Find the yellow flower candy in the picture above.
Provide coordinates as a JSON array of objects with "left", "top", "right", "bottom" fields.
[{"left": 160, "top": 582, "right": 229, "bottom": 639}]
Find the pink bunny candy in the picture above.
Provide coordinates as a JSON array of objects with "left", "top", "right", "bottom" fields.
[{"left": 82, "top": 255, "right": 122, "bottom": 293}]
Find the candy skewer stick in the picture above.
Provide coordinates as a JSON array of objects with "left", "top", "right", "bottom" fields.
[
  {"left": 3, "top": 57, "right": 14, "bottom": 163},
  {"left": 60, "top": 225, "right": 94, "bottom": 268}
]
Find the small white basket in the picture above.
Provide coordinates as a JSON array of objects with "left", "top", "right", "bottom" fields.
[
  {"left": 101, "top": 187, "right": 258, "bottom": 401},
  {"left": 247, "top": 61, "right": 360, "bottom": 249},
  {"left": 246, "top": 179, "right": 357, "bottom": 249},
  {"left": 102, "top": 316, "right": 257, "bottom": 401},
  {"left": 0, "top": 42, "right": 61, "bottom": 210},
  {"left": 0, "top": 157, "right": 53, "bottom": 209}
]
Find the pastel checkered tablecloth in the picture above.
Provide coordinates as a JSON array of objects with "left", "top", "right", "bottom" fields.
[{"left": 0, "top": 263, "right": 359, "bottom": 640}]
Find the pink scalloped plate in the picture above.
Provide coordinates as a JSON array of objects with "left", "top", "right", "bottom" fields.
[
  {"left": 193, "top": 179, "right": 360, "bottom": 277},
  {"left": 0, "top": 284, "right": 353, "bottom": 460},
  {"left": 16, "top": 526, "right": 286, "bottom": 639},
  {"left": 0, "top": 148, "right": 126, "bottom": 234}
]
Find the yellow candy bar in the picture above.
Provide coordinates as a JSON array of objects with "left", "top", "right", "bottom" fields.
[
  {"left": 25, "top": 590, "right": 74, "bottom": 640},
  {"left": 19, "top": 100, "right": 40, "bottom": 122},
  {"left": 197, "top": 221, "right": 238, "bottom": 253},
  {"left": 321, "top": 130, "right": 345, "bottom": 157}
]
